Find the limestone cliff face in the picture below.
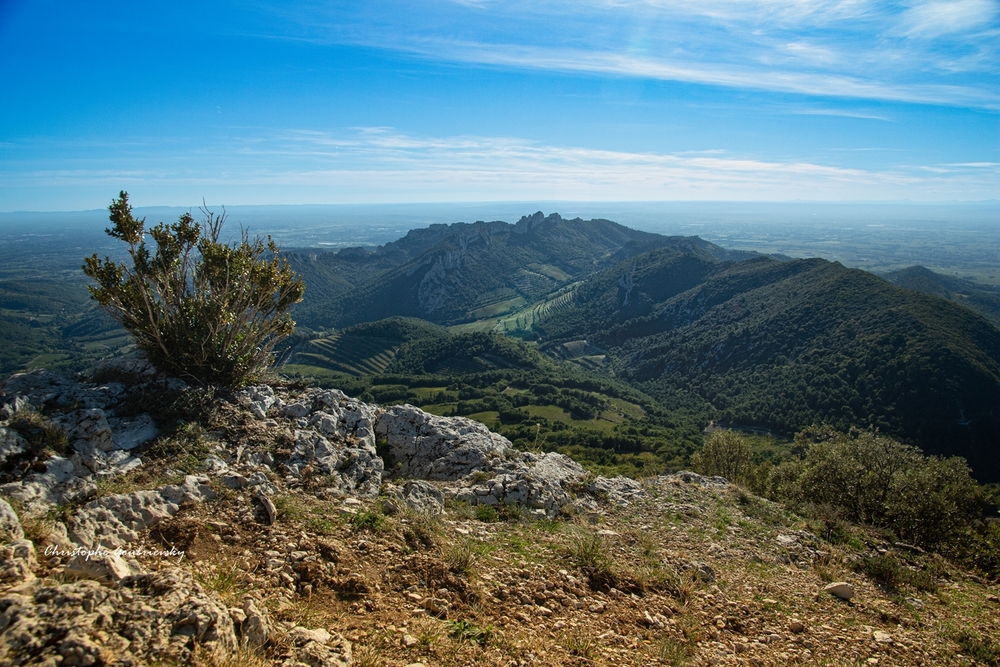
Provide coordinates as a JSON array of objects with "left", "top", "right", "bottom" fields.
[{"left": 417, "top": 248, "right": 467, "bottom": 314}]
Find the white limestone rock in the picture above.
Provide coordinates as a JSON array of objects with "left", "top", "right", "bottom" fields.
[
  {"left": 0, "top": 425, "right": 28, "bottom": 466},
  {"left": 0, "top": 395, "right": 32, "bottom": 421},
  {"left": 65, "top": 550, "right": 134, "bottom": 583},
  {"left": 376, "top": 404, "right": 513, "bottom": 481},
  {"left": 0, "top": 497, "right": 24, "bottom": 540},
  {"left": 238, "top": 385, "right": 283, "bottom": 420},
  {"left": 285, "top": 429, "right": 383, "bottom": 498},
  {"left": 588, "top": 475, "right": 644, "bottom": 505},
  {"left": 824, "top": 581, "right": 856, "bottom": 600},
  {"left": 383, "top": 480, "right": 445, "bottom": 514},
  {"left": 68, "top": 475, "right": 215, "bottom": 549},
  {"left": 109, "top": 413, "right": 158, "bottom": 451},
  {"left": 0, "top": 570, "right": 237, "bottom": 664}
]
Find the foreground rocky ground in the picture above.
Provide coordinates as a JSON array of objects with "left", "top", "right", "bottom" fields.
[{"left": 1, "top": 361, "right": 999, "bottom": 666}]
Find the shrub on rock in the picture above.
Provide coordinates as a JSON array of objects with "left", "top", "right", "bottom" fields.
[{"left": 83, "top": 192, "right": 304, "bottom": 389}]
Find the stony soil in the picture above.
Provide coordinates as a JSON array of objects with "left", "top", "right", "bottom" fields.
[{"left": 27, "top": 472, "right": 992, "bottom": 667}]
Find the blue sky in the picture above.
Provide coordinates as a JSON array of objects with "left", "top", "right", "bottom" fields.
[{"left": 0, "top": 0, "right": 997, "bottom": 210}]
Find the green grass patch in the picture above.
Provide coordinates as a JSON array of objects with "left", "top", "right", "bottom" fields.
[{"left": 349, "top": 510, "right": 386, "bottom": 532}]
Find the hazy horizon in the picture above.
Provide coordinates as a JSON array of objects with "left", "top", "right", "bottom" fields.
[{"left": 3, "top": 200, "right": 996, "bottom": 285}]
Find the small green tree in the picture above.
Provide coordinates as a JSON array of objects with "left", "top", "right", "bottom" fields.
[
  {"left": 692, "top": 430, "right": 753, "bottom": 483},
  {"left": 83, "top": 191, "right": 304, "bottom": 389},
  {"left": 797, "top": 426, "right": 921, "bottom": 526}
]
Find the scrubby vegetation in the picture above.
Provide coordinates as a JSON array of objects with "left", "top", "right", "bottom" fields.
[
  {"left": 692, "top": 424, "right": 1000, "bottom": 576},
  {"left": 83, "top": 192, "right": 304, "bottom": 389}
]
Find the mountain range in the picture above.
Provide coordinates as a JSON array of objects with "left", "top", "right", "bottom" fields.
[{"left": 285, "top": 213, "right": 1000, "bottom": 481}]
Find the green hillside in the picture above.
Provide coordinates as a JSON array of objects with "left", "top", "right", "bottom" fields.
[
  {"left": 534, "top": 252, "right": 1000, "bottom": 480},
  {"left": 0, "top": 279, "right": 130, "bottom": 375},
  {"left": 884, "top": 265, "right": 1000, "bottom": 330}
]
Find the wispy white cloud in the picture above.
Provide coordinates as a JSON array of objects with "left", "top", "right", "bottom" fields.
[
  {"left": 793, "top": 108, "right": 892, "bottom": 120},
  {"left": 900, "top": 0, "right": 999, "bottom": 37},
  {"left": 4, "top": 128, "right": 993, "bottom": 204},
  {"left": 270, "top": 0, "right": 999, "bottom": 108},
  {"left": 371, "top": 37, "right": 997, "bottom": 107}
]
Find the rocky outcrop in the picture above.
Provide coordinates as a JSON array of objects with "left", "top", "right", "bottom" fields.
[
  {"left": 67, "top": 475, "right": 216, "bottom": 549},
  {"left": 0, "top": 369, "right": 162, "bottom": 517},
  {"left": 238, "top": 386, "right": 385, "bottom": 498},
  {"left": 2, "top": 366, "right": 649, "bottom": 536},
  {"left": 0, "top": 360, "right": 741, "bottom": 666},
  {"left": 0, "top": 570, "right": 238, "bottom": 664},
  {"left": 376, "top": 404, "right": 512, "bottom": 480}
]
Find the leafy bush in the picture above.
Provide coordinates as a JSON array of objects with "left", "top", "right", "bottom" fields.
[
  {"left": 83, "top": 192, "right": 304, "bottom": 389},
  {"left": 692, "top": 430, "right": 753, "bottom": 483},
  {"left": 771, "top": 425, "right": 984, "bottom": 552},
  {"left": 851, "top": 554, "right": 938, "bottom": 593},
  {"left": 795, "top": 425, "right": 921, "bottom": 526},
  {"left": 349, "top": 510, "right": 386, "bottom": 532}
]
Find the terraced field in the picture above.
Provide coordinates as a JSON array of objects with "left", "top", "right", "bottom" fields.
[
  {"left": 546, "top": 339, "right": 608, "bottom": 371},
  {"left": 494, "top": 285, "right": 578, "bottom": 334},
  {"left": 466, "top": 295, "right": 526, "bottom": 320},
  {"left": 287, "top": 333, "right": 399, "bottom": 376}
]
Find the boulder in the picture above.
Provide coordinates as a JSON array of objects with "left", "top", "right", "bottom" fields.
[
  {"left": 376, "top": 404, "right": 513, "bottom": 480},
  {"left": 588, "top": 475, "right": 643, "bottom": 504},
  {"left": 383, "top": 480, "right": 445, "bottom": 514},
  {"left": 824, "top": 581, "right": 856, "bottom": 600},
  {"left": 109, "top": 413, "right": 158, "bottom": 451}
]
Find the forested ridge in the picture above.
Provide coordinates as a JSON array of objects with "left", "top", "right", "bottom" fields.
[{"left": 534, "top": 252, "right": 1000, "bottom": 479}]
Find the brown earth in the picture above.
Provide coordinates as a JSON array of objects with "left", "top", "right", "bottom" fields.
[{"left": 70, "top": 474, "right": 999, "bottom": 667}]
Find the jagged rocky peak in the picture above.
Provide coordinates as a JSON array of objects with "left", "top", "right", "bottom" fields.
[{"left": 513, "top": 211, "right": 566, "bottom": 234}]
